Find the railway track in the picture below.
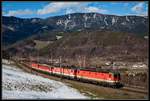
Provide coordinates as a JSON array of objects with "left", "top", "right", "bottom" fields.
[
  {"left": 14, "top": 61, "right": 148, "bottom": 95},
  {"left": 121, "top": 86, "right": 148, "bottom": 94}
]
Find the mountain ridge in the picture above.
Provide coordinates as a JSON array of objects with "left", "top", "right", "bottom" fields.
[
  {"left": 2, "top": 12, "right": 148, "bottom": 47},
  {"left": 2, "top": 13, "right": 149, "bottom": 65}
]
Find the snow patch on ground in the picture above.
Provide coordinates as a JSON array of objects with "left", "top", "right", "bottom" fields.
[
  {"left": 56, "top": 20, "right": 63, "bottom": 25},
  {"left": 104, "top": 17, "right": 108, "bottom": 26},
  {"left": 112, "top": 17, "right": 115, "bottom": 25},
  {"left": 64, "top": 19, "right": 71, "bottom": 29},
  {"left": 2, "top": 59, "right": 15, "bottom": 65},
  {"left": 2, "top": 64, "right": 89, "bottom": 99},
  {"left": 56, "top": 35, "right": 63, "bottom": 40},
  {"left": 7, "top": 26, "right": 15, "bottom": 31},
  {"left": 121, "top": 22, "right": 126, "bottom": 25},
  {"left": 126, "top": 16, "right": 130, "bottom": 22},
  {"left": 42, "top": 26, "right": 48, "bottom": 29},
  {"left": 93, "top": 14, "right": 96, "bottom": 19}
]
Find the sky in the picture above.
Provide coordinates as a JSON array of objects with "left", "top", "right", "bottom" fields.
[{"left": 2, "top": 1, "right": 148, "bottom": 18}]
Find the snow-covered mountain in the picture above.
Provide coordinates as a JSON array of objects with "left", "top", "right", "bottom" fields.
[
  {"left": 45, "top": 13, "right": 148, "bottom": 34},
  {"left": 2, "top": 13, "right": 148, "bottom": 46}
]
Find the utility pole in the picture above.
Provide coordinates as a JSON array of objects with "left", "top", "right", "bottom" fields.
[
  {"left": 50, "top": 52, "right": 53, "bottom": 65},
  {"left": 37, "top": 50, "right": 39, "bottom": 68},
  {"left": 83, "top": 56, "right": 86, "bottom": 67},
  {"left": 78, "top": 55, "right": 82, "bottom": 67},
  {"left": 60, "top": 56, "right": 63, "bottom": 80},
  {"left": 59, "top": 56, "right": 61, "bottom": 68}
]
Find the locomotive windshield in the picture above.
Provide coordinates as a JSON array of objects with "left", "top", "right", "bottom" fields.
[
  {"left": 113, "top": 72, "right": 120, "bottom": 79},
  {"left": 114, "top": 74, "right": 118, "bottom": 78}
]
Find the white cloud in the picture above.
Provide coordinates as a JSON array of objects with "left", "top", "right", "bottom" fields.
[
  {"left": 66, "top": 9, "right": 75, "bottom": 14},
  {"left": 131, "top": 2, "right": 148, "bottom": 16},
  {"left": 2, "top": 11, "right": 6, "bottom": 15},
  {"left": 5, "top": 9, "right": 33, "bottom": 16},
  {"left": 37, "top": 2, "right": 80, "bottom": 15},
  {"left": 145, "top": 3, "right": 148, "bottom": 11},
  {"left": 124, "top": 12, "right": 148, "bottom": 17},
  {"left": 139, "top": 11, "right": 148, "bottom": 16},
  {"left": 4, "top": 2, "right": 109, "bottom": 17},
  {"left": 131, "top": 2, "right": 144, "bottom": 13},
  {"left": 85, "top": 6, "right": 108, "bottom": 13},
  {"left": 37, "top": 2, "right": 107, "bottom": 15}
]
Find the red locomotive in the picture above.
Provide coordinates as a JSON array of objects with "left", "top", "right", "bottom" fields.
[{"left": 26, "top": 62, "right": 122, "bottom": 88}]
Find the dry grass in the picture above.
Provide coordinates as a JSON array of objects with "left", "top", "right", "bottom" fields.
[{"left": 33, "top": 40, "right": 50, "bottom": 50}]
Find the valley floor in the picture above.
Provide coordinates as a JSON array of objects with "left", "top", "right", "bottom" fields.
[{"left": 2, "top": 59, "right": 148, "bottom": 100}]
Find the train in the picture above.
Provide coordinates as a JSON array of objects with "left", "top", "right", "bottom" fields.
[{"left": 22, "top": 61, "right": 122, "bottom": 88}]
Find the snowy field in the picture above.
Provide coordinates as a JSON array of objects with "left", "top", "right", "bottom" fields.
[{"left": 2, "top": 64, "right": 89, "bottom": 99}]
